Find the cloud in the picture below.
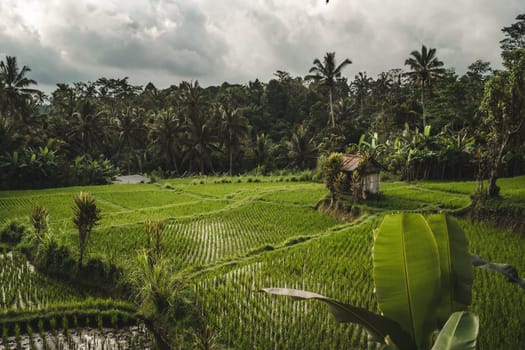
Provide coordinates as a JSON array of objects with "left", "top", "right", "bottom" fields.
[{"left": 0, "top": 0, "right": 523, "bottom": 94}]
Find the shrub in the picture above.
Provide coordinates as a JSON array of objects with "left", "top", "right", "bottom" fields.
[
  {"left": 70, "top": 156, "right": 119, "bottom": 186},
  {"left": 322, "top": 153, "right": 344, "bottom": 200},
  {"left": 0, "top": 220, "right": 29, "bottom": 244},
  {"left": 34, "top": 238, "right": 77, "bottom": 278}
]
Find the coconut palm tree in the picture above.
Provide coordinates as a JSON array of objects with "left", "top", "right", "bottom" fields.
[
  {"left": 67, "top": 100, "right": 108, "bottom": 157},
  {"left": 287, "top": 125, "right": 318, "bottom": 169},
  {"left": 306, "top": 52, "right": 352, "bottom": 128},
  {"left": 218, "top": 102, "right": 250, "bottom": 176},
  {"left": 183, "top": 115, "right": 220, "bottom": 174},
  {"left": 112, "top": 107, "right": 147, "bottom": 172},
  {"left": 178, "top": 81, "right": 220, "bottom": 173},
  {"left": 351, "top": 72, "right": 373, "bottom": 117},
  {"left": 405, "top": 45, "right": 445, "bottom": 128},
  {"left": 0, "top": 55, "right": 41, "bottom": 119},
  {"left": 148, "top": 109, "right": 184, "bottom": 174},
  {"left": 254, "top": 133, "right": 270, "bottom": 170}
]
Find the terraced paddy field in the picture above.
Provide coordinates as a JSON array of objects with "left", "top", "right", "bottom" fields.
[{"left": 0, "top": 176, "right": 524, "bottom": 349}]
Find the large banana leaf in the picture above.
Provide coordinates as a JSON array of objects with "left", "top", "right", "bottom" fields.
[
  {"left": 471, "top": 254, "right": 525, "bottom": 289},
  {"left": 261, "top": 288, "right": 416, "bottom": 350},
  {"left": 427, "top": 214, "right": 473, "bottom": 325},
  {"left": 431, "top": 311, "right": 479, "bottom": 350},
  {"left": 373, "top": 213, "right": 441, "bottom": 350}
]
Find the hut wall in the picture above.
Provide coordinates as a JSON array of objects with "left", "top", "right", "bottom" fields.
[{"left": 364, "top": 173, "right": 380, "bottom": 194}]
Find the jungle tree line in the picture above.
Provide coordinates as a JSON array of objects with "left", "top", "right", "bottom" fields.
[{"left": 0, "top": 14, "right": 524, "bottom": 192}]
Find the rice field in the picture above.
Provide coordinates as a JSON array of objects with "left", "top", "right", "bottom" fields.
[
  {"left": 0, "top": 176, "right": 524, "bottom": 349},
  {"left": 0, "top": 252, "right": 86, "bottom": 312}
]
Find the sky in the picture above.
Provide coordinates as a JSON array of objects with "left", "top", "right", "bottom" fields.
[{"left": 0, "top": 0, "right": 522, "bottom": 94}]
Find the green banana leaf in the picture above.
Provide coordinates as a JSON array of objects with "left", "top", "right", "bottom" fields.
[
  {"left": 261, "top": 288, "right": 416, "bottom": 350},
  {"left": 373, "top": 213, "right": 441, "bottom": 350},
  {"left": 431, "top": 311, "right": 479, "bottom": 350},
  {"left": 427, "top": 214, "right": 473, "bottom": 325},
  {"left": 471, "top": 254, "right": 525, "bottom": 290}
]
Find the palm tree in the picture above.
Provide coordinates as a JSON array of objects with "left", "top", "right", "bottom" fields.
[
  {"left": 287, "top": 125, "right": 318, "bottom": 169},
  {"left": 254, "top": 133, "right": 270, "bottom": 170},
  {"left": 112, "top": 107, "right": 147, "bottom": 172},
  {"left": 72, "top": 191, "right": 102, "bottom": 268},
  {"left": 67, "top": 100, "right": 108, "bottom": 157},
  {"left": 148, "top": 109, "right": 183, "bottom": 174},
  {"left": 183, "top": 115, "right": 220, "bottom": 174},
  {"left": 0, "top": 56, "right": 41, "bottom": 119},
  {"left": 374, "top": 72, "right": 394, "bottom": 95},
  {"left": 405, "top": 45, "right": 445, "bottom": 128},
  {"left": 306, "top": 52, "right": 352, "bottom": 128},
  {"left": 0, "top": 116, "right": 15, "bottom": 153},
  {"left": 179, "top": 81, "right": 219, "bottom": 174},
  {"left": 179, "top": 81, "right": 207, "bottom": 122},
  {"left": 219, "top": 102, "right": 250, "bottom": 176},
  {"left": 51, "top": 83, "right": 78, "bottom": 119},
  {"left": 351, "top": 72, "right": 373, "bottom": 117}
]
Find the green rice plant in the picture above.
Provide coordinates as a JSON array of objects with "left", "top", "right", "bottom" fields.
[
  {"left": 14, "top": 323, "right": 21, "bottom": 349},
  {"left": 61, "top": 316, "right": 68, "bottom": 333},
  {"left": 191, "top": 215, "right": 523, "bottom": 349},
  {"left": 191, "top": 219, "right": 377, "bottom": 349},
  {"left": 2, "top": 325, "right": 8, "bottom": 347},
  {"left": 1, "top": 176, "right": 524, "bottom": 349},
  {"left": 49, "top": 317, "right": 56, "bottom": 332},
  {"left": 0, "top": 251, "right": 86, "bottom": 312},
  {"left": 262, "top": 214, "right": 523, "bottom": 350},
  {"left": 111, "top": 313, "right": 118, "bottom": 328}
]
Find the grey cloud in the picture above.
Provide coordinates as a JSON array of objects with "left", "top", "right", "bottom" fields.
[
  {"left": 52, "top": 1, "right": 227, "bottom": 79},
  {"left": 0, "top": 25, "right": 89, "bottom": 88},
  {"left": 0, "top": 0, "right": 523, "bottom": 94},
  {"left": 0, "top": 41, "right": 90, "bottom": 86}
]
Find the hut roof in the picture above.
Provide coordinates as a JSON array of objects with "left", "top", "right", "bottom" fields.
[
  {"left": 341, "top": 154, "right": 381, "bottom": 173},
  {"left": 341, "top": 154, "right": 363, "bottom": 172}
]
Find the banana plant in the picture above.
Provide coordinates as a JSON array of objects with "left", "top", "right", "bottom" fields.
[{"left": 262, "top": 213, "right": 521, "bottom": 349}]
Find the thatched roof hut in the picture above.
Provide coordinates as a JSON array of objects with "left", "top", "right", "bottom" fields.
[{"left": 340, "top": 154, "right": 381, "bottom": 195}]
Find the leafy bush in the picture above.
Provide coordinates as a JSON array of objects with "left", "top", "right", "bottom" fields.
[
  {"left": 322, "top": 153, "right": 344, "bottom": 200},
  {"left": 69, "top": 156, "right": 119, "bottom": 186},
  {"left": 0, "top": 220, "right": 29, "bottom": 244},
  {"left": 34, "top": 238, "right": 77, "bottom": 279}
]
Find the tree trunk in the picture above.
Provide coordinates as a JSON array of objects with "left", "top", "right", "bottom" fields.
[
  {"left": 421, "top": 83, "right": 426, "bottom": 129},
  {"left": 329, "top": 89, "right": 335, "bottom": 128},
  {"left": 168, "top": 147, "right": 178, "bottom": 175},
  {"left": 78, "top": 239, "right": 86, "bottom": 269},
  {"left": 229, "top": 148, "right": 233, "bottom": 177},
  {"left": 487, "top": 134, "right": 510, "bottom": 198},
  {"left": 228, "top": 133, "right": 233, "bottom": 176},
  {"left": 487, "top": 167, "right": 499, "bottom": 197}
]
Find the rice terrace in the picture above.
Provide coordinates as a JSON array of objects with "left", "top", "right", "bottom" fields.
[
  {"left": 1, "top": 1, "right": 525, "bottom": 349},
  {"left": 0, "top": 176, "right": 524, "bottom": 349}
]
